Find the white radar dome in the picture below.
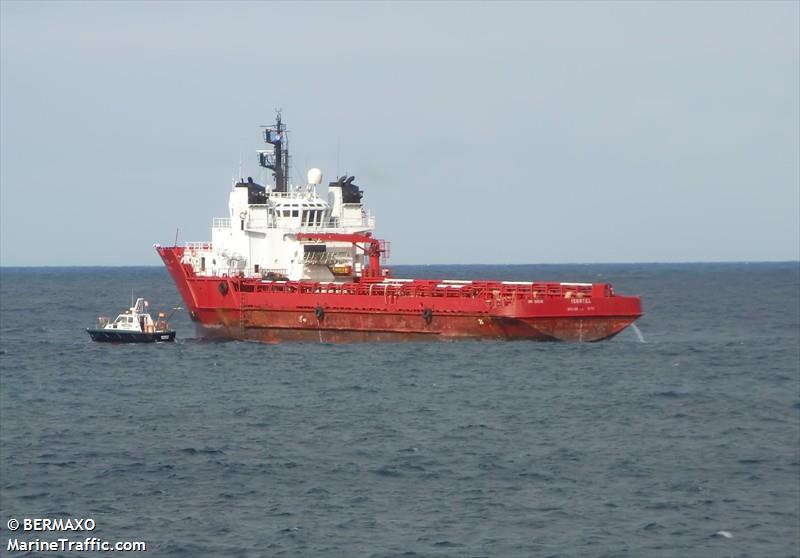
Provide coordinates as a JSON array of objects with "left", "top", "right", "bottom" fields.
[{"left": 307, "top": 168, "right": 323, "bottom": 185}]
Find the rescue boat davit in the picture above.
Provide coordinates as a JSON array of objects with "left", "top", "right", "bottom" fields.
[{"left": 156, "top": 113, "right": 642, "bottom": 342}]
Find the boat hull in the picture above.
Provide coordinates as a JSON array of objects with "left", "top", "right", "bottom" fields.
[
  {"left": 192, "top": 311, "right": 637, "bottom": 343},
  {"left": 86, "top": 329, "right": 176, "bottom": 343},
  {"left": 157, "top": 246, "right": 642, "bottom": 343}
]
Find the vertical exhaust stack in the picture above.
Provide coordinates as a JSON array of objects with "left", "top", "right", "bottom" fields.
[
  {"left": 328, "top": 176, "right": 345, "bottom": 220},
  {"left": 327, "top": 175, "right": 365, "bottom": 224}
]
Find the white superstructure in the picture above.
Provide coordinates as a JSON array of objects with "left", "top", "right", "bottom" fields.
[
  {"left": 95, "top": 298, "right": 162, "bottom": 333},
  {"left": 181, "top": 114, "right": 376, "bottom": 282}
]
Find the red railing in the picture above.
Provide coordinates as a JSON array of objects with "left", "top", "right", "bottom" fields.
[{"left": 234, "top": 278, "right": 607, "bottom": 301}]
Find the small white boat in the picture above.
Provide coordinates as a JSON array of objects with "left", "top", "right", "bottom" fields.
[{"left": 87, "top": 298, "right": 176, "bottom": 343}]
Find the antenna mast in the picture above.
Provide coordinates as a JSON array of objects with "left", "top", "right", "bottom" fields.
[{"left": 259, "top": 109, "right": 290, "bottom": 193}]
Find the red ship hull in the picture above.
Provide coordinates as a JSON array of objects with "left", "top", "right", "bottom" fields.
[{"left": 158, "top": 246, "right": 642, "bottom": 343}]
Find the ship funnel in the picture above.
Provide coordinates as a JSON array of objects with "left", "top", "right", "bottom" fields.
[{"left": 307, "top": 168, "right": 323, "bottom": 185}]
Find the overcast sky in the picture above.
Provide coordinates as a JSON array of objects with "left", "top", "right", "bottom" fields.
[{"left": 1, "top": 1, "right": 798, "bottom": 265}]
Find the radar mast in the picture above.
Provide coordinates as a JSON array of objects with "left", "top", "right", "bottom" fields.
[{"left": 259, "top": 110, "right": 290, "bottom": 193}]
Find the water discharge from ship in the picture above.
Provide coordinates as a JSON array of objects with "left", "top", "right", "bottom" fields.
[{"left": 630, "top": 323, "right": 646, "bottom": 343}]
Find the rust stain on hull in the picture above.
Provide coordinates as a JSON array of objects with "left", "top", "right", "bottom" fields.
[{"left": 195, "top": 309, "right": 636, "bottom": 343}]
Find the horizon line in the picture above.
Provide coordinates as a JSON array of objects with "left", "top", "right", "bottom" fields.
[{"left": 1, "top": 260, "right": 798, "bottom": 269}]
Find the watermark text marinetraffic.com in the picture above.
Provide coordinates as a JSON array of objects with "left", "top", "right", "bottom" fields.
[{"left": 6, "top": 517, "right": 146, "bottom": 553}]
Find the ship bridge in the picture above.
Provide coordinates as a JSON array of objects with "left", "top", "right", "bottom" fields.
[
  {"left": 180, "top": 116, "right": 377, "bottom": 281},
  {"left": 271, "top": 197, "right": 329, "bottom": 227}
]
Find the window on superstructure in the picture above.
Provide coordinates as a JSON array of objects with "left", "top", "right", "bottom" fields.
[{"left": 292, "top": 210, "right": 299, "bottom": 217}]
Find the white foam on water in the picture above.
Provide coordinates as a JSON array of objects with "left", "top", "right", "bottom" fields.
[{"left": 631, "top": 323, "right": 646, "bottom": 343}]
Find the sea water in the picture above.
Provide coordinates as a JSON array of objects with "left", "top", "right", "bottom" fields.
[{"left": 1, "top": 263, "right": 798, "bottom": 557}]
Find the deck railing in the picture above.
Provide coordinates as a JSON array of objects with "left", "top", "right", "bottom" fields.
[
  {"left": 235, "top": 278, "right": 603, "bottom": 301},
  {"left": 211, "top": 215, "right": 375, "bottom": 230},
  {"left": 185, "top": 242, "right": 213, "bottom": 251}
]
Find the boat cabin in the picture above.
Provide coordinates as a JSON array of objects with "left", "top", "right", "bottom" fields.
[{"left": 97, "top": 298, "right": 161, "bottom": 333}]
